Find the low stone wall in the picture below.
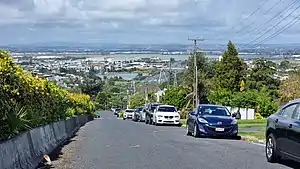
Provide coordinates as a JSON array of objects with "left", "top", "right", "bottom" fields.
[{"left": 0, "top": 115, "right": 93, "bottom": 169}]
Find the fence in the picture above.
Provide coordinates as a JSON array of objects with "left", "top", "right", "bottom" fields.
[
  {"left": 0, "top": 115, "right": 93, "bottom": 169},
  {"left": 225, "top": 106, "right": 255, "bottom": 120}
]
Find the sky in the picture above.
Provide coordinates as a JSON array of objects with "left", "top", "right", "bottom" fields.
[{"left": 1, "top": 0, "right": 300, "bottom": 46}]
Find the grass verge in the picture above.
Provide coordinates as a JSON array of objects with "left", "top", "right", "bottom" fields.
[
  {"left": 237, "top": 119, "right": 267, "bottom": 124},
  {"left": 239, "top": 131, "right": 265, "bottom": 144}
]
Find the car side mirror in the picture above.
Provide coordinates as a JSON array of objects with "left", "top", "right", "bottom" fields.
[{"left": 232, "top": 113, "right": 236, "bottom": 118}]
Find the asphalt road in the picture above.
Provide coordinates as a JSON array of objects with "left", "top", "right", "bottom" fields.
[{"left": 50, "top": 111, "right": 296, "bottom": 169}]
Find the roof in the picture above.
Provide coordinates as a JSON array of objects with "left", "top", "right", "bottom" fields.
[
  {"left": 198, "top": 104, "right": 225, "bottom": 108},
  {"left": 158, "top": 104, "right": 175, "bottom": 107},
  {"left": 288, "top": 98, "right": 300, "bottom": 104}
]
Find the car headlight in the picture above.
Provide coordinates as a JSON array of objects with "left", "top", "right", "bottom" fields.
[
  {"left": 157, "top": 115, "right": 163, "bottom": 118},
  {"left": 197, "top": 117, "right": 208, "bottom": 124},
  {"left": 231, "top": 119, "right": 237, "bottom": 124}
]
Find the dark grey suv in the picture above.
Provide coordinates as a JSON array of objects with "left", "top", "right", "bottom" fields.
[{"left": 265, "top": 98, "right": 300, "bottom": 163}]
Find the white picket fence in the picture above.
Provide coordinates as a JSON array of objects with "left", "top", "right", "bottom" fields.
[{"left": 225, "top": 106, "right": 255, "bottom": 120}]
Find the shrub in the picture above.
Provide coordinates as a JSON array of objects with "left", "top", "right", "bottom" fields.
[
  {"left": 0, "top": 50, "right": 95, "bottom": 140},
  {"left": 254, "top": 113, "right": 263, "bottom": 119},
  {"left": 119, "top": 111, "right": 124, "bottom": 118}
]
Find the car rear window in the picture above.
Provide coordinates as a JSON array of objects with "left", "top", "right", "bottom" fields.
[
  {"left": 125, "top": 110, "right": 134, "bottom": 112},
  {"left": 157, "top": 106, "right": 176, "bottom": 112}
]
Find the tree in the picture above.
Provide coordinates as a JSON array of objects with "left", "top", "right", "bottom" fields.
[
  {"left": 183, "top": 52, "right": 213, "bottom": 103},
  {"left": 246, "top": 59, "right": 280, "bottom": 95},
  {"left": 279, "top": 72, "right": 300, "bottom": 104},
  {"left": 207, "top": 88, "right": 233, "bottom": 106},
  {"left": 129, "top": 94, "right": 145, "bottom": 109},
  {"left": 278, "top": 60, "right": 290, "bottom": 70},
  {"left": 214, "top": 41, "right": 246, "bottom": 91},
  {"left": 161, "top": 86, "right": 190, "bottom": 110},
  {"left": 96, "top": 92, "right": 110, "bottom": 110}
]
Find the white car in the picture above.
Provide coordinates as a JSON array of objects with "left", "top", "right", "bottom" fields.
[
  {"left": 152, "top": 105, "right": 180, "bottom": 125},
  {"left": 123, "top": 109, "right": 135, "bottom": 120}
]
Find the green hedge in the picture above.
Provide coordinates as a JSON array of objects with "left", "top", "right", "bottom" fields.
[{"left": 0, "top": 50, "right": 95, "bottom": 140}]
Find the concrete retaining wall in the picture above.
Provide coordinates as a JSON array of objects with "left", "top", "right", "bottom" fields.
[{"left": 0, "top": 115, "right": 93, "bottom": 169}]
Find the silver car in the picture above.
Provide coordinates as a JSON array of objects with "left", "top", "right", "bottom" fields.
[{"left": 133, "top": 107, "right": 146, "bottom": 122}]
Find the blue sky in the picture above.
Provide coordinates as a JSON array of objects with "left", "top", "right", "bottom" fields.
[{"left": 1, "top": 0, "right": 300, "bottom": 45}]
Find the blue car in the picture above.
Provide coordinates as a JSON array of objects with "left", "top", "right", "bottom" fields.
[{"left": 186, "top": 104, "right": 238, "bottom": 138}]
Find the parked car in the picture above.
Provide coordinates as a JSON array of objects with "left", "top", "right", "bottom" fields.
[
  {"left": 265, "top": 99, "right": 300, "bottom": 163},
  {"left": 145, "top": 103, "right": 161, "bottom": 124},
  {"left": 132, "top": 106, "right": 145, "bottom": 122},
  {"left": 152, "top": 105, "right": 180, "bottom": 126},
  {"left": 123, "top": 109, "right": 135, "bottom": 120},
  {"left": 186, "top": 104, "right": 238, "bottom": 138},
  {"left": 114, "top": 108, "right": 121, "bottom": 116}
]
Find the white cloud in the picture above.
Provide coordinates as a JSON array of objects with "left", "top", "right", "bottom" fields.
[{"left": 0, "top": 0, "right": 299, "bottom": 45}]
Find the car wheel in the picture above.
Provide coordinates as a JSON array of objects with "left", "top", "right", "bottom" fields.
[
  {"left": 193, "top": 124, "right": 199, "bottom": 138},
  {"left": 145, "top": 116, "right": 149, "bottom": 124},
  {"left": 155, "top": 119, "right": 159, "bottom": 126},
  {"left": 186, "top": 124, "right": 191, "bottom": 136},
  {"left": 266, "top": 133, "right": 280, "bottom": 163},
  {"left": 149, "top": 119, "right": 153, "bottom": 125}
]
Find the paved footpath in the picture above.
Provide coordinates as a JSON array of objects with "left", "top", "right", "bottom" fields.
[{"left": 50, "top": 111, "right": 296, "bottom": 169}]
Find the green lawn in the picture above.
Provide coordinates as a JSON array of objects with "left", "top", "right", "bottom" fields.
[{"left": 237, "top": 119, "right": 267, "bottom": 124}]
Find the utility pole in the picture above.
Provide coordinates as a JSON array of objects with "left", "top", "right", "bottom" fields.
[
  {"left": 127, "top": 89, "right": 130, "bottom": 109},
  {"left": 145, "top": 86, "right": 148, "bottom": 107},
  {"left": 188, "top": 37, "right": 204, "bottom": 107},
  {"left": 169, "top": 58, "right": 172, "bottom": 89}
]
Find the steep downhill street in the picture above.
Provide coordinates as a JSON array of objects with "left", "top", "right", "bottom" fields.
[{"left": 50, "top": 111, "right": 294, "bottom": 169}]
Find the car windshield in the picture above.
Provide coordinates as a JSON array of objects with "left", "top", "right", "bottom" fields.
[
  {"left": 125, "top": 110, "right": 134, "bottom": 112},
  {"left": 198, "top": 106, "right": 231, "bottom": 116},
  {"left": 157, "top": 106, "right": 176, "bottom": 112},
  {"left": 115, "top": 108, "right": 121, "bottom": 111}
]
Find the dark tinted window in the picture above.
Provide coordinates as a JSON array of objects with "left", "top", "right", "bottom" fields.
[
  {"left": 157, "top": 106, "right": 176, "bottom": 112},
  {"left": 281, "top": 104, "right": 298, "bottom": 118},
  {"left": 198, "top": 106, "right": 230, "bottom": 116},
  {"left": 135, "top": 107, "right": 143, "bottom": 112},
  {"left": 125, "top": 109, "right": 134, "bottom": 112},
  {"left": 151, "top": 104, "right": 160, "bottom": 111},
  {"left": 115, "top": 108, "right": 121, "bottom": 111}
]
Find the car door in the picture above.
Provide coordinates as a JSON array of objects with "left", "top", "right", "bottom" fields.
[
  {"left": 286, "top": 102, "right": 300, "bottom": 158},
  {"left": 188, "top": 107, "right": 199, "bottom": 131},
  {"left": 276, "top": 103, "right": 299, "bottom": 154},
  {"left": 187, "top": 108, "right": 195, "bottom": 130}
]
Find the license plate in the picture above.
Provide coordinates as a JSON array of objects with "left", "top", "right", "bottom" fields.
[{"left": 215, "top": 128, "right": 224, "bottom": 132}]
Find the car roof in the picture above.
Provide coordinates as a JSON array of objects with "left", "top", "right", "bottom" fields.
[
  {"left": 198, "top": 104, "right": 226, "bottom": 108},
  {"left": 158, "top": 105, "right": 175, "bottom": 107},
  {"left": 288, "top": 98, "right": 300, "bottom": 104}
]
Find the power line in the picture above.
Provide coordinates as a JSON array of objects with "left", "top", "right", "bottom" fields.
[
  {"left": 253, "top": 14, "right": 300, "bottom": 47},
  {"left": 231, "top": 0, "right": 270, "bottom": 31},
  {"left": 243, "top": 0, "right": 299, "bottom": 37},
  {"left": 235, "top": 0, "right": 283, "bottom": 35},
  {"left": 244, "top": 2, "right": 300, "bottom": 47},
  {"left": 212, "top": 0, "right": 270, "bottom": 41}
]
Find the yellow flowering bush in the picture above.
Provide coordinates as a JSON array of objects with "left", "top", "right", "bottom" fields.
[{"left": 0, "top": 50, "right": 95, "bottom": 140}]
